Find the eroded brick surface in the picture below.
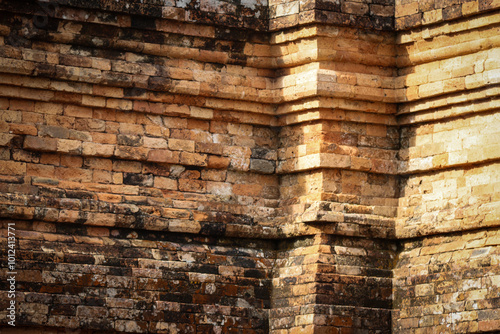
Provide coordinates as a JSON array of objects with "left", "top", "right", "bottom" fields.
[
  {"left": 393, "top": 229, "right": 500, "bottom": 333},
  {"left": 0, "top": 0, "right": 498, "bottom": 333}
]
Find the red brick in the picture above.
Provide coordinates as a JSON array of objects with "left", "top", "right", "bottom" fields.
[
  {"left": 27, "top": 164, "right": 55, "bottom": 178},
  {"left": 179, "top": 152, "right": 207, "bottom": 166},
  {"left": 93, "top": 170, "right": 113, "bottom": 183},
  {"left": 0, "top": 161, "right": 26, "bottom": 175},
  {"left": 64, "top": 105, "right": 93, "bottom": 118},
  {"left": 154, "top": 176, "right": 177, "bottom": 190},
  {"left": 39, "top": 153, "right": 60, "bottom": 165},
  {"left": 148, "top": 149, "right": 180, "bottom": 164},
  {"left": 207, "top": 155, "right": 230, "bottom": 169},
  {"left": 179, "top": 179, "right": 206, "bottom": 193},
  {"left": 112, "top": 160, "right": 142, "bottom": 173},
  {"left": 479, "top": 320, "right": 500, "bottom": 332},
  {"left": 60, "top": 155, "right": 83, "bottom": 168},
  {"left": 9, "top": 124, "right": 37, "bottom": 135},
  {"left": 55, "top": 167, "right": 92, "bottom": 182},
  {"left": 82, "top": 142, "right": 114, "bottom": 157}
]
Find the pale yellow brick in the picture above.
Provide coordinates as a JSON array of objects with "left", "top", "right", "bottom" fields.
[
  {"left": 168, "top": 138, "right": 195, "bottom": 152},
  {"left": 419, "top": 81, "right": 444, "bottom": 97},
  {"left": 154, "top": 176, "right": 177, "bottom": 190},
  {"left": 462, "top": 1, "right": 478, "bottom": 15},
  {"left": 395, "top": 2, "right": 419, "bottom": 17},
  {"left": 143, "top": 137, "right": 168, "bottom": 149},
  {"left": 465, "top": 73, "right": 485, "bottom": 89}
]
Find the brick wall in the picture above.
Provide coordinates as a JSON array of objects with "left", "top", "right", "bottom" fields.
[
  {"left": 0, "top": 0, "right": 499, "bottom": 333},
  {"left": 394, "top": 228, "right": 500, "bottom": 333},
  {"left": 0, "top": 1, "right": 279, "bottom": 332},
  {"left": 395, "top": 0, "right": 500, "bottom": 29},
  {"left": 1, "top": 219, "right": 273, "bottom": 333},
  {"left": 393, "top": 1, "right": 500, "bottom": 332},
  {"left": 271, "top": 234, "right": 395, "bottom": 333}
]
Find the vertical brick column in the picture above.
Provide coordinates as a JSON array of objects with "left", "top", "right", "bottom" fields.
[
  {"left": 271, "top": 234, "right": 396, "bottom": 333},
  {"left": 269, "top": 17, "right": 399, "bottom": 333}
]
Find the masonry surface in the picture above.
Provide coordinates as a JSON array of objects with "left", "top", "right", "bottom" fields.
[{"left": 0, "top": 0, "right": 499, "bottom": 333}]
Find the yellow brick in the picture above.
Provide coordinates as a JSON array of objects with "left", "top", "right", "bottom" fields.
[
  {"left": 462, "top": 1, "right": 478, "bottom": 15},
  {"left": 419, "top": 81, "right": 444, "bottom": 97},
  {"left": 395, "top": 2, "right": 419, "bottom": 17},
  {"left": 168, "top": 138, "right": 195, "bottom": 152},
  {"left": 423, "top": 9, "right": 443, "bottom": 24}
]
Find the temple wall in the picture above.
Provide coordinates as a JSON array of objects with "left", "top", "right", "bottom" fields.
[
  {"left": 1, "top": 219, "right": 274, "bottom": 333},
  {"left": 0, "top": 0, "right": 282, "bottom": 237},
  {"left": 0, "top": 1, "right": 279, "bottom": 332},
  {"left": 393, "top": 228, "right": 500, "bottom": 333},
  {"left": 271, "top": 234, "right": 396, "bottom": 333},
  {"left": 393, "top": 3, "right": 500, "bottom": 333},
  {"left": 0, "top": 0, "right": 498, "bottom": 333}
]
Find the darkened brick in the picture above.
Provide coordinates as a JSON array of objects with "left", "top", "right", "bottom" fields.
[
  {"left": 442, "top": 4, "right": 462, "bottom": 19},
  {"left": 51, "top": 304, "right": 77, "bottom": 315},
  {"left": 148, "top": 76, "right": 172, "bottom": 90},
  {"left": 395, "top": 12, "right": 422, "bottom": 29},
  {"left": 199, "top": 222, "right": 227, "bottom": 236},
  {"left": 123, "top": 173, "right": 153, "bottom": 186},
  {"left": 160, "top": 293, "right": 193, "bottom": 303}
]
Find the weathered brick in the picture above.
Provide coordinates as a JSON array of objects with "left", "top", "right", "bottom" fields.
[
  {"left": 64, "top": 105, "right": 93, "bottom": 118},
  {"left": 148, "top": 149, "right": 180, "bottom": 163},
  {"left": 179, "top": 179, "right": 206, "bottom": 193},
  {"left": 154, "top": 176, "right": 178, "bottom": 190},
  {"left": 24, "top": 136, "right": 58, "bottom": 152},
  {"left": 9, "top": 124, "right": 38, "bottom": 136},
  {"left": 57, "top": 139, "right": 82, "bottom": 154},
  {"left": 169, "top": 138, "right": 195, "bottom": 152},
  {"left": 0, "top": 160, "right": 27, "bottom": 175},
  {"left": 55, "top": 167, "right": 92, "bottom": 182},
  {"left": 1, "top": 3, "right": 499, "bottom": 334},
  {"left": 207, "top": 155, "right": 230, "bottom": 169},
  {"left": 82, "top": 142, "right": 115, "bottom": 157},
  {"left": 180, "top": 152, "right": 207, "bottom": 166}
]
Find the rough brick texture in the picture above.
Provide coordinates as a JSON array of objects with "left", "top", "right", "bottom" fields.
[
  {"left": 394, "top": 228, "right": 500, "bottom": 333},
  {"left": 0, "top": 0, "right": 499, "bottom": 333}
]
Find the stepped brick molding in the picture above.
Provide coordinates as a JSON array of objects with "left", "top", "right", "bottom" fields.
[{"left": 0, "top": 0, "right": 499, "bottom": 333}]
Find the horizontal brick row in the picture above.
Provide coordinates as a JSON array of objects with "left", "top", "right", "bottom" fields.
[{"left": 395, "top": 0, "right": 500, "bottom": 30}]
